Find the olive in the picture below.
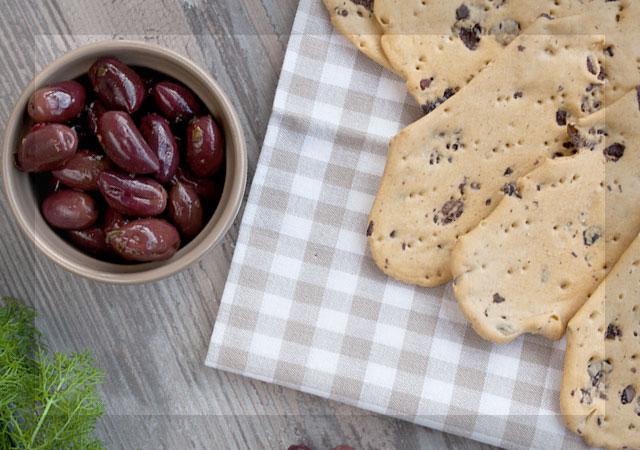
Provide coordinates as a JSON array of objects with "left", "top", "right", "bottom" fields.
[
  {"left": 88, "top": 57, "right": 145, "bottom": 113},
  {"left": 172, "top": 165, "right": 221, "bottom": 207},
  {"left": 27, "top": 80, "right": 86, "bottom": 123},
  {"left": 42, "top": 190, "right": 98, "bottom": 230},
  {"left": 97, "top": 111, "right": 159, "bottom": 174},
  {"left": 17, "top": 124, "right": 77, "bottom": 172},
  {"left": 153, "top": 81, "right": 200, "bottom": 123},
  {"left": 139, "top": 113, "right": 179, "bottom": 183},
  {"left": 107, "top": 218, "right": 180, "bottom": 262},
  {"left": 97, "top": 170, "right": 167, "bottom": 217},
  {"left": 52, "top": 149, "right": 112, "bottom": 191},
  {"left": 168, "top": 182, "right": 203, "bottom": 239},
  {"left": 68, "top": 225, "right": 114, "bottom": 257},
  {"left": 186, "top": 115, "right": 225, "bottom": 177},
  {"left": 84, "top": 98, "right": 107, "bottom": 135},
  {"left": 104, "top": 208, "right": 130, "bottom": 236}
]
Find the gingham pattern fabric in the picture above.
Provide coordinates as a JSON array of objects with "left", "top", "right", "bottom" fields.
[{"left": 205, "top": 1, "right": 590, "bottom": 448}]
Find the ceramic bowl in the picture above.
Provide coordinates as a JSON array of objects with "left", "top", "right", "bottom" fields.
[{"left": 2, "top": 40, "right": 247, "bottom": 284}]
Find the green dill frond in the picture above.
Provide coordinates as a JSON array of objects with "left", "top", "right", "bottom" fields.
[{"left": 0, "top": 297, "right": 107, "bottom": 450}]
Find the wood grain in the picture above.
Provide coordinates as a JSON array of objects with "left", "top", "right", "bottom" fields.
[{"left": 0, "top": 0, "right": 498, "bottom": 449}]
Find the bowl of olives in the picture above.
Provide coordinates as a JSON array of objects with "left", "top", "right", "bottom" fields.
[{"left": 2, "top": 40, "right": 247, "bottom": 284}]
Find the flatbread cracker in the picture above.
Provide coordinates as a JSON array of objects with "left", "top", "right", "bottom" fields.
[
  {"left": 323, "top": 0, "right": 396, "bottom": 73},
  {"left": 375, "top": 1, "right": 636, "bottom": 113},
  {"left": 450, "top": 87, "right": 640, "bottom": 343},
  {"left": 368, "top": 16, "right": 609, "bottom": 287},
  {"left": 560, "top": 232, "right": 640, "bottom": 450}
]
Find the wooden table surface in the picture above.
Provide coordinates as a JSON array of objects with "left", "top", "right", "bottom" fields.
[{"left": 0, "top": 1, "right": 499, "bottom": 449}]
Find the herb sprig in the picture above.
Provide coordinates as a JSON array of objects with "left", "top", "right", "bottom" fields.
[{"left": 0, "top": 297, "right": 107, "bottom": 449}]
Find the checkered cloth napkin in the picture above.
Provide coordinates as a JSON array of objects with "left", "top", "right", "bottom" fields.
[{"left": 205, "top": 1, "right": 591, "bottom": 448}]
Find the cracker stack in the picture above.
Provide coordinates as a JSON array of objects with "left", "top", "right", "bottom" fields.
[{"left": 322, "top": 1, "right": 640, "bottom": 447}]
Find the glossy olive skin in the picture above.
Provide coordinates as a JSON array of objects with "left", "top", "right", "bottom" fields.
[
  {"left": 51, "top": 150, "right": 112, "bottom": 191},
  {"left": 186, "top": 116, "right": 225, "bottom": 177},
  {"left": 153, "top": 81, "right": 200, "bottom": 123},
  {"left": 68, "top": 225, "right": 114, "bottom": 257},
  {"left": 17, "top": 124, "right": 78, "bottom": 172},
  {"left": 85, "top": 98, "right": 107, "bottom": 135},
  {"left": 27, "top": 80, "right": 86, "bottom": 123},
  {"left": 88, "top": 57, "right": 145, "bottom": 113},
  {"left": 42, "top": 190, "right": 98, "bottom": 230},
  {"left": 172, "top": 166, "right": 221, "bottom": 206},
  {"left": 104, "top": 207, "right": 130, "bottom": 235},
  {"left": 107, "top": 218, "right": 180, "bottom": 262},
  {"left": 168, "top": 182, "right": 203, "bottom": 239},
  {"left": 97, "top": 170, "right": 167, "bottom": 217},
  {"left": 139, "top": 113, "right": 179, "bottom": 183},
  {"left": 97, "top": 111, "right": 159, "bottom": 174}
]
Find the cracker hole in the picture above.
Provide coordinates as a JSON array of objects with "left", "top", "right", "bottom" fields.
[{"left": 560, "top": 281, "right": 569, "bottom": 290}]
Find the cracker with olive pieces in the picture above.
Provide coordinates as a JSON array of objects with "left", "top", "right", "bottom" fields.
[
  {"left": 368, "top": 16, "right": 609, "bottom": 287},
  {"left": 561, "top": 232, "right": 640, "bottom": 450}
]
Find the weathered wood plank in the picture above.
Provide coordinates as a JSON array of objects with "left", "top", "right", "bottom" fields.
[{"left": 0, "top": 0, "right": 498, "bottom": 449}]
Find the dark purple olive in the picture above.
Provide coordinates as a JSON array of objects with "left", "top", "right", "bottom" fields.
[
  {"left": 186, "top": 116, "right": 225, "bottom": 177},
  {"left": 107, "top": 218, "right": 180, "bottom": 261},
  {"left": 67, "top": 117, "right": 95, "bottom": 149},
  {"left": 97, "top": 170, "right": 167, "bottom": 216},
  {"left": 27, "top": 80, "right": 86, "bottom": 123},
  {"left": 52, "top": 149, "right": 112, "bottom": 191},
  {"left": 17, "top": 124, "right": 78, "bottom": 172},
  {"left": 153, "top": 81, "right": 200, "bottom": 123},
  {"left": 287, "top": 446, "right": 313, "bottom": 450},
  {"left": 168, "top": 182, "right": 203, "bottom": 239},
  {"left": 34, "top": 172, "right": 64, "bottom": 198},
  {"left": 42, "top": 190, "right": 98, "bottom": 230},
  {"left": 135, "top": 66, "right": 163, "bottom": 98},
  {"left": 104, "top": 207, "right": 129, "bottom": 235},
  {"left": 139, "top": 113, "right": 179, "bottom": 183},
  {"left": 84, "top": 98, "right": 107, "bottom": 135},
  {"left": 172, "top": 165, "right": 221, "bottom": 206},
  {"left": 97, "top": 111, "right": 159, "bottom": 174},
  {"left": 68, "top": 224, "right": 114, "bottom": 257},
  {"left": 88, "top": 57, "right": 145, "bottom": 113}
]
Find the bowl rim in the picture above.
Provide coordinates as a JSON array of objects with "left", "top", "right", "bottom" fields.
[{"left": 2, "top": 40, "right": 247, "bottom": 284}]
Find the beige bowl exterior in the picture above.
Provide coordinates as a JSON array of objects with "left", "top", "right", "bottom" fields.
[{"left": 2, "top": 40, "right": 247, "bottom": 284}]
